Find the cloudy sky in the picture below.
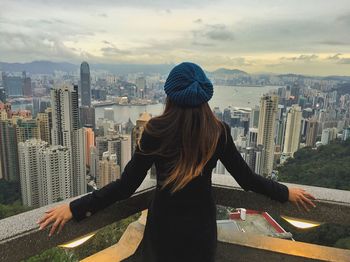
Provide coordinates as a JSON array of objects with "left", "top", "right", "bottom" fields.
[{"left": 1, "top": 0, "right": 350, "bottom": 75}]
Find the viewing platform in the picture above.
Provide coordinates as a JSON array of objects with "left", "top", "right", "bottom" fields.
[{"left": 1, "top": 174, "right": 349, "bottom": 262}]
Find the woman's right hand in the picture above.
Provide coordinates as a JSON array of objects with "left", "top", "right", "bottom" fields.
[
  {"left": 288, "top": 187, "right": 316, "bottom": 212},
  {"left": 37, "top": 203, "right": 73, "bottom": 237}
]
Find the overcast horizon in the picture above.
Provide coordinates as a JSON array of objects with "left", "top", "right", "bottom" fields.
[{"left": 1, "top": 0, "right": 350, "bottom": 76}]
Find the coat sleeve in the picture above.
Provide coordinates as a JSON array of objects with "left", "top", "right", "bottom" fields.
[
  {"left": 69, "top": 131, "right": 155, "bottom": 222},
  {"left": 218, "top": 122, "right": 289, "bottom": 203}
]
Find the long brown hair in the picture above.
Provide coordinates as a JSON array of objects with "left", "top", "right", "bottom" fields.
[{"left": 139, "top": 97, "right": 225, "bottom": 194}]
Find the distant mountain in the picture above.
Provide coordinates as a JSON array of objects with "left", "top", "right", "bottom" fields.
[
  {"left": 0, "top": 61, "right": 78, "bottom": 74},
  {"left": 91, "top": 63, "right": 174, "bottom": 75},
  {"left": 211, "top": 68, "right": 249, "bottom": 76},
  {"left": 0, "top": 61, "right": 175, "bottom": 75},
  {"left": 322, "top": 75, "right": 350, "bottom": 81},
  {"left": 277, "top": 73, "right": 307, "bottom": 78}
]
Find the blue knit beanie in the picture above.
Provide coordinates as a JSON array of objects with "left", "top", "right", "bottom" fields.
[{"left": 164, "top": 62, "right": 213, "bottom": 107}]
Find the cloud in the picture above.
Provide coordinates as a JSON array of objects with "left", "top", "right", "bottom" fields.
[
  {"left": 193, "top": 24, "right": 235, "bottom": 42},
  {"left": 327, "top": 53, "right": 342, "bottom": 60},
  {"left": 193, "top": 18, "right": 202, "bottom": 24},
  {"left": 96, "top": 13, "right": 108, "bottom": 18},
  {"left": 3, "top": 0, "right": 218, "bottom": 10},
  {"left": 191, "top": 41, "right": 215, "bottom": 47},
  {"left": 228, "top": 57, "right": 253, "bottom": 67},
  {"left": 280, "top": 54, "right": 319, "bottom": 62},
  {"left": 338, "top": 58, "right": 350, "bottom": 64},
  {"left": 336, "top": 12, "right": 350, "bottom": 25},
  {"left": 100, "top": 41, "right": 130, "bottom": 56},
  {"left": 319, "top": 40, "right": 350, "bottom": 46},
  {"left": 0, "top": 31, "right": 83, "bottom": 62},
  {"left": 100, "top": 47, "right": 130, "bottom": 56}
]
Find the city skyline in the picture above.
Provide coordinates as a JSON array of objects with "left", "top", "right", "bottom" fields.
[{"left": 1, "top": 0, "right": 350, "bottom": 76}]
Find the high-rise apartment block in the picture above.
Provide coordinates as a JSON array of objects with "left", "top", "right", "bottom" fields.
[
  {"left": 18, "top": 140, "right": 71, "bottom": 207},
  {"left": 257, "top": 95, "right": 278, "bottom": 176},
  {"left": 282, "top": 105, "right": 302, "bottom": 159}
]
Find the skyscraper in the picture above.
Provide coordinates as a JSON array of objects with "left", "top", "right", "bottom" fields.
[
  {"left": 39, "top": 145, "right": 72, "bottom": 206},
  {"left": 3, "top": 74, "right": 23, "bottom": 97},
  {"left": 0, "top": 87, "right": 6, "bottom": 103},
  {"left": 0, "top": 120, "right": 19, "bottom": 181},
  {"left": 343, "top": 127, "right": 350, "bottom": 141},
  {"left": 18, "top": 139, "right": 48, "bottom": 207},
  {"left": 80, "top": 105, "right": 96, "bottom": 129},
  {"left": 37, "top": 112, "right": 51, "bottom": 144},
  {"left": 305, "top": 119, "right": 319, "bottom": 147},
  {"left": 51, "top": 86, "right": 79, "bottom": 147},
  {"left": 15, "top": 118, "right": 40, "bottom": 143},
  {"left": 95, "top": 134, "right": 131, "bottom": 173},
  {"left": 136, "top": 77, "right": 146, "bottom": 98},
  {"left": 80, "top": 61, "right": 91, "bottom": 107},
  {"left": 282, "top": 105, "right": 302, "bottom": 158},
  {"left": 96, "top": 151, "right": 120, "bottom": 189},
  {"left": 51, "top": 85, "right": 86, "bottom": 196},
  {"left": 257, "top": 95, "right": 278, "bottom": 176},
  {"left": 85, "top": 127, "right": 95, "bottom": 167},
  {"left": 249, "top": 106, "right": 260, "bottom": 128}
]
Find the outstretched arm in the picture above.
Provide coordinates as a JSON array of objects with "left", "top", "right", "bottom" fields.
[
  {"left": 219, "top": 122, "right": 315, "bottom": 209},
  {"left": 219, "top": 123, "right": 289, "bottom": 202},
  {"left": 69, "top": 135, "right": 155, "bottom": 222},
  {"left": 37, "top": 131, "right": 155, "bottom": 236}
]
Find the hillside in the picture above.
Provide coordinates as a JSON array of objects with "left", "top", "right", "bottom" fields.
[{"left": 277, "top": 140, "right": 350, "bottom": 190}]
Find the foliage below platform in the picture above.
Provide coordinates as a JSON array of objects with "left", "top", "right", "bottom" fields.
[{"left": 278, "top": 139, "right": 350, "bottom": 190}]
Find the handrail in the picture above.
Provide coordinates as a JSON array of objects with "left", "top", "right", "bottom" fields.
[{"left": 0, "top": 175, "right": 349, "bottom": 261}]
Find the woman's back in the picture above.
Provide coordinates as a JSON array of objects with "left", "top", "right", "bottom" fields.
[{"left": 38, "top": 62, "right": 316, "bottom": 262}]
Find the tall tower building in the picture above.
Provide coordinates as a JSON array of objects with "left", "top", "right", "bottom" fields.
[
  {"left": 136, "top": 77, "right": 146, "bottom": 98},
  {"left": 85, "top": 127, "right": 95, "bottom": 167},
  {"left": 39, "top": 145, "right": 72, "bottom": 206},
  {"left": 96, "top": 151, "right": 120, "bottom": 189},
  {"left": 248, "top": 128, "right": 258, "bottom": 147},
  {"left": 275, "top": 105, "right": 285, "bottom": 147},
  {"left": 0, "top": 120, "right": 19, "bottom": 181},
  {"left": 72, "top": 128, "right": 87, "bottom": 196},
  {"left": 51, "top": 85, "right": 86, "bottom": 196},
  {"left": 117, "top": 134, "right": 131, "bottom": 172},
  {"left": 15, "top": 118, "right": 40, "bottom": 143},
  {"left": 343, "top": 127, "right": 350, "bottom": 141},
  {"left": 305, "top": 119, "right": 319, "bottom": 147},
  {"left": 257, "top": 95, "right": 278, "bottom": 176},
  {"left": 51, "top": 86, "right": 79, "bottom": 147},
  {"left": 80, "top": 105, "right": 96, "bottom": 129},
  {"left": 18, "top": 140, "right": 72, "bottom": 207},
  {"left": 90, "top": 146, "right": 99, "bottom": 180},
  {"left": 37, "top": 112, "right": 51, "bottom": 144},
  {"left": 18, "top": 139, "right": 48, "bottom": 207},
  {"left": 282, "top": 105, "right": 302, "bottom": 158},
  {"left": 80, "top": 61, "right": 91, "bottom": 107},
  {"left": 95, "top": 134, "right": 131, "bottom": 173},
  {"left": 249, "top": 106, "right": 260, "bottom": 128}
]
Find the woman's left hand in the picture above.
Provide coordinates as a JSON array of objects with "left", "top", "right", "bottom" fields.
[
  {"left": 37, "top": 203, "right": 73, "bottom": 237},
  {"left": 288, "top": 187, "right": 316, "bottom": 212}
]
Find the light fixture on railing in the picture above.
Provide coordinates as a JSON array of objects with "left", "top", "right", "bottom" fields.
[
  {"left": 58, "top": 232, "right": 96, "bottom": 249},
  {"left": 281, "top": 215, "right": 321, "bottom": 229}
]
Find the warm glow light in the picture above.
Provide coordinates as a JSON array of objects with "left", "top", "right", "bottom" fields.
[
  {"left": 281, "top": 216, "right": 321, "bottom": 229},
  {"left": 58, "top": 233, "right": 95, "bottom": 249}
]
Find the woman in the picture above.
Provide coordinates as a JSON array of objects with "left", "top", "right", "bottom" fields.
[{"left": 38, "top": 62, "right": 316, "bottom": 261}]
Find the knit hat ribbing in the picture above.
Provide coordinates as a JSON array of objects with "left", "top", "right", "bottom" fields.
[{"left": 164, "top": 62, "right": 213, "bottom": 107}]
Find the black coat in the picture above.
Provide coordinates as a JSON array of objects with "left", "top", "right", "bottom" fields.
[{"left": 69, "top": 122, "right": 289, "bottom": 262}]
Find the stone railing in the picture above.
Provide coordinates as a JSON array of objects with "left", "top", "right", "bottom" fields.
[{"left": 0, "top": 174, "right": 349, "bottom": 262}]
